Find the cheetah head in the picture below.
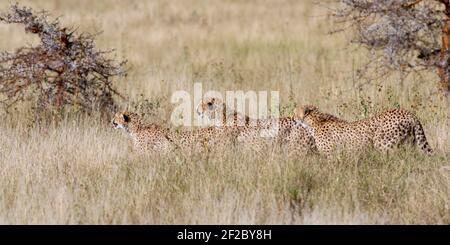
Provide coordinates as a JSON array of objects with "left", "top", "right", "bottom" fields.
[
  {"left": 294, "top": 105, "right": 344, "bottom": 127},
  {"left": 195, "top": 97, "right": 226, "bottom": 124},
  {"left": 111, "top": 111, "right": 140, "bottom": 133},
  {"left": 294, "top": 105, "right": 319, "bottom": 135},
  {"left": 294, "top": 105, "right": 318, "bottom": 122}
]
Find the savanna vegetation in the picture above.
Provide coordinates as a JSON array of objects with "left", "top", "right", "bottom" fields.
[{"left": 0, "top": 0, "right": 448, "bottom": 224}]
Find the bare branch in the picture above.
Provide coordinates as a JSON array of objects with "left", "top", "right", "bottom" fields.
[
  {"left": 0, "top": 4, "right": 127, "bottom": 117},
  {"left": 332, "top": 0, "right": 450, "bottom": 97}
]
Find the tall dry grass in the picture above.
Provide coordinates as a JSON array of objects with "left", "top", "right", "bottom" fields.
[{"left": 0, "top": 0, "right": 449, "bottom": 224}]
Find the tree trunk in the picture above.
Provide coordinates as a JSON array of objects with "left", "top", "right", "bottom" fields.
[{"left": 439, "top": 0, "right": 450, "bottom": 100}]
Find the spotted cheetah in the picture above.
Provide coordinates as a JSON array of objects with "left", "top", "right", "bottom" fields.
[
  {"left": 196, "top": 97, "right": 316, "bottom": 155},
  {"left": 195, "top": 97, "right": 251, "bottom": 127},
  {"left": 111, "top": 111, "right": 235, "bottom": 154},
  {"left": 294, "top": 105, "right": 433, "bottom": 156}
]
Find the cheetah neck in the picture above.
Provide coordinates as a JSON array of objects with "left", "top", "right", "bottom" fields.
[
  {"left": 219, "top": 105, "right": 251, "bottom": 127},
  {"left": 221, "top": 104, "right": 233, "bottom": 125},
  {"left": 305, "top": 111, "right": 346, "bottom": 129},
  {"left": 295, "top": 120, "right": 315, "bottom": 138},
  {"left": 125, "top": 121, "right": 143, "bottom": 137},
  {"left": 303, "top": 115, "right": 322, "bottom": 129},
  {"left": 211, "top": 104, "right": 236, "bottom": 126}
]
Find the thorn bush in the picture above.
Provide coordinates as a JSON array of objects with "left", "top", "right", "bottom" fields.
[{"left": 0, "top": 4, "right": 127, "bottom": 119}]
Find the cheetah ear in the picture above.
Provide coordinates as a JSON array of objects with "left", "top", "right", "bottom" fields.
[{"left": 123, "top": 114, "right": 130, "bottom": 123}]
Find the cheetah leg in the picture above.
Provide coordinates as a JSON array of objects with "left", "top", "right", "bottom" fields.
[
  {"left": 374, "top": 130, "right": 393, "bottom": 154},
  {"left": 316, "top": 143, "right": 333, "bottom": 159},
  {"left": 374, "top": 128, "right": 409, "bottom": 154}
]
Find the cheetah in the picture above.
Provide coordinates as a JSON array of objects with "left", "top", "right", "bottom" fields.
[
  {"left": 112, "top": 111, "right": 173, "bottom": 153},
  {"left": 294, "top": 105, "right": 433, "bottom": 157},
  {"left": 195, "top": 97, "right": 316, "bottom": 155},
  {"left": 111, "top": 111, "right": 235, "bottom": 154},
  {"left": 195, "top": 96, "right": 251, "bottom": 127}
]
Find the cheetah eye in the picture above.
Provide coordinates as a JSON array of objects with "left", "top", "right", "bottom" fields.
[
  {"left": 207, "top": 102, "right": 213, "bottom": 107},
  {"left": 123, "top": 114, "right": 130, "bottom": 123}
]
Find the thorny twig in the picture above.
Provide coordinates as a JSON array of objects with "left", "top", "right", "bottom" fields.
[
  {"left": 0, "top": 4, "right": 127, "bottom": 116},
  {"left": 333, "top": 0, "right": 450, "bottom": 92}
]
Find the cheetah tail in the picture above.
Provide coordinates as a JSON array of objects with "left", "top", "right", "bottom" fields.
[{"left": 413, "top": 121, "right": 433, "bottom": 155}]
